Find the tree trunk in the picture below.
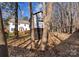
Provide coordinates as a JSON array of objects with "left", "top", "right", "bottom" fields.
[
  {"left": 0, "top": 6, "right": 8, "bottom": 57},
  {"left": 15, "top": 2, "right": 18, "bottom": 39},
  {"left": 70, "top": 13, "right": 73, "bottom": 33},
  {"left": 40, "top": 3, "right": 53, "bottom": 51},
  {"left": 69, "top": 3, "right": 73, "bottom": 34},
  {"left": 29, "top": 2, "right": 35, "bottom": 49}
]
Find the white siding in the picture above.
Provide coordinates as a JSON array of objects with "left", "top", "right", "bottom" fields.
[
  {"left": 34, "top": 15, "right": 37, "bottom": 28},
  {"left": 9, "top": 23, "right": 30, "bottom": 32},
  {"left": 9, "top": 23, "right": 15, "bottom": 32},
  {"left": 33, "top": 12, "right": 43, "bottom": 28},
  {"left": 9, "top": 12, "right": 43, "bottom": 32}
]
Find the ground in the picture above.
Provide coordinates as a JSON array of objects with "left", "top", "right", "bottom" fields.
[{"left": 6, "top": 31, "right": 79, "bottom": 57}]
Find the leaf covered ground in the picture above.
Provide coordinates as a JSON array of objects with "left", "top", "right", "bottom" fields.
[{"left": 8, "top": 31, "right": 79, "bottom": 57}]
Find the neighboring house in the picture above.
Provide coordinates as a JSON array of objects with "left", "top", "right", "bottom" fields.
[
  {"left": 9, "top": 19, "right": 30, "bottom": 32},
  {"left": 33, "top": 11, "right": 43, "bottom": 29},
  {"left": 8, "top": 11, "right": 43, "bottom": 33},
  {"left": 33, "top": 11, "right": 43, "bottom": 39}
]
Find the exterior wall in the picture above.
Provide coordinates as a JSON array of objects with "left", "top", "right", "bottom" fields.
[
  {"left": 34, "top": 15, "right": 37, "bottom": 28},
  {"left": 9, "top": 23, "right": 30, "bottom": 32},
  {"left": 33, "top": 12, "right": 43, "bottom": 40},
  {"left": 33, "top": 12, "right": 43, "bottom": 28},
  {"left": 9, "top": 23, "right": 15, "bottom": 32}
]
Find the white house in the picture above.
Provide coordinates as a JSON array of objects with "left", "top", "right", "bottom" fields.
[
  {"left": 9, "top": 19, "right": 30, "bottom": 32},
  {"left": 33, "top": 11, "right": 43, "bottom": 29},
  {"left": 9, "top": 11, "right": 43, "bottom": 33},
  {"left": 33, "top": 11, "right": 43, "bottom": 39}
]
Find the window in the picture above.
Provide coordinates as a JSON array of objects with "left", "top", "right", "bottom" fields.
[
  {"left": 12, "top": 23, "right": 14, "bottom": 25},
  {"left": 11, "top": 28, "right": 14, "bottom": 31},
  {"left": 24, "top": 24, "right": 26, "bottom": 26},
  {"left": 37, "top": 13, "right": 43, "bottom": 22}
]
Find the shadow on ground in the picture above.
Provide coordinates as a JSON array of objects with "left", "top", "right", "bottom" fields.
[
  {"left": 8, "top": 30, "right": 79, "bottom": 57},
  {"left": 0, "top": 45, "right": 8, "bottom": 57}
]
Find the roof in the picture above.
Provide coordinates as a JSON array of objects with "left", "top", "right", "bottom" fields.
[
  {"left": 9, "top": 18, "right": 30, "bottom": 24},
  {"left": 33, "top": 11, "right": 43, "bottom": 15}
]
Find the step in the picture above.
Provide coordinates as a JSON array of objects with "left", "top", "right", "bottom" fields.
[
  {"left": 19, "top": 40, "right": 31, "bottom": 48},
  {"left": 12, "top": 37, "right": 31, "bottom": 47}
]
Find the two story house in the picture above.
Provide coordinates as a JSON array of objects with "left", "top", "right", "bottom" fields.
[
  {"left": 9, "top": 19, "right": 30, "bottom": 33},
  {"left": 8, "top": 11, "right": 43, "bottom": 32}
]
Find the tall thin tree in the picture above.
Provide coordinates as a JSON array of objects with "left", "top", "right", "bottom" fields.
[
  {"left": 15, "top": 2, "right": 18, "bottom": 39},
  {"left": 69, "top": 3, "right": 73, "bottom": 33},
  {"left": 29, "top": 2, "right": 35, "bottom": 49},
  {"left": 0, "top": 6, "right": 8, "bottom": 57},
  {"left": 40, "top": 3, "right": 53, "bottom": 51}
]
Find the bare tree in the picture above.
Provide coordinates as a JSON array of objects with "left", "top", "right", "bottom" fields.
[
  {"left": 40, "top": 2, "right": 53, "bottom": 51},
  {"left": 76, "top": 3, "right": 79, "bottom": 30},
  {"left": 0, "top": 6, "right": 8, "bottom": 57},
  {"left": 15, "top": 2, "right": 18, "bottom": 39},
  {"left": 29, "top": 2, "right": 35, "bottom": 49}
]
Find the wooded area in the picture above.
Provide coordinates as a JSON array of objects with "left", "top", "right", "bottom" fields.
[{"left": 0, "top": 2, "right": 79, "bottom": 57}]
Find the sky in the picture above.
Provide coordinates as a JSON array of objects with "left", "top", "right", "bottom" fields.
[
  {"left": 18, "top": 2, "right": 43, "bottom": 19},
  {"left": 1, "top": 2, "right": 77, "bottom": 21},
  {"left": 1, "top": 2, "right": 43, "bottom": 20}
]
